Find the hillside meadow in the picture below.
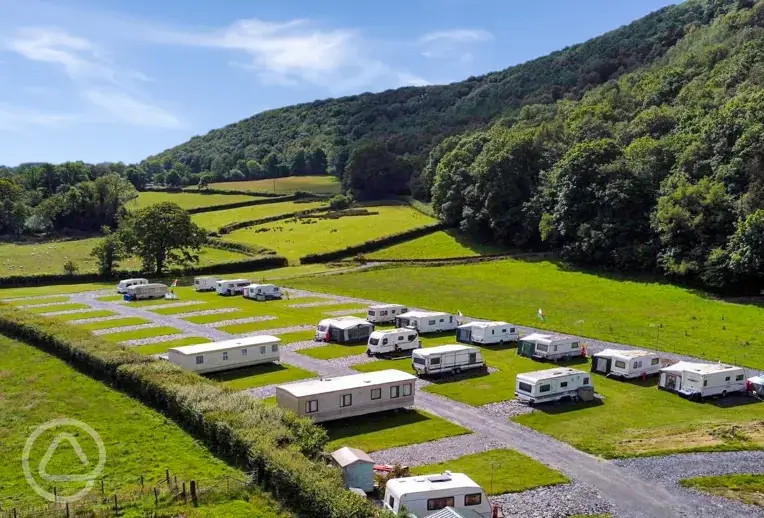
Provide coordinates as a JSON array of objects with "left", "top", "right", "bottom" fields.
[
  {"left": 205, "top": 176, "right": 341, "bottom": 195},
  {"left": 128, "top": 191, "right": 258, "bottom": 210},
  {"left": 367, "top": 230, "right": 505, "bottom": 260},
  {"left": 193, "top": 200, "right": 327, "bottom": 231}
]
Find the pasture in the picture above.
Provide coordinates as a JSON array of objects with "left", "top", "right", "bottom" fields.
[
  {"left": 128, "top": 191, "right": 258, "bottom": 210},
  {"left": 680, "top": 474, "right": 764, "bottom": 507},
  {"left": 367, "top": 230, "right": 505, "bottom": 260},
  {"left": 206, "top": 175, "right": 341, "bottom": 195},
  {"left": 193, "top": 200, "right": 327, "bottom": 231}
]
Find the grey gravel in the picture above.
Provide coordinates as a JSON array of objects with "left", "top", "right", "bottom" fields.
[
  {"left": 287, "top": 300, "right": 349, "bottom": 309},
  {"left": 372, "top": 433, "right": 504, "bottom": 467},
  {"left": 490, "top": 481, "right": 614, "bottom": 518},
  {"left": 1, "top": 294, "right": 74, "bottom": 302},
  {"left": 92, "top": 323, "right": 161, "bottom": 335},
  {"left": 17, "top": 300, "right": 76, "bottom": 309},
  {"left": 205, "top": 315, "right": 277, "bottom": 328},
  {"left": 40, "top": 307, "right": 99, "bottom": 316},
  {"left": 120, "top": 333, "right": 190, "bottom": 347},
  {"left": 282, "top": 339, "right": 325, "bottom": 352},
  {"left": 140, "top": 300, "right": 205, "bottom": 310},
  {"left": 68, "top": 314, "right": 137, "bottom": 325},
  {"left": 480, "top": 400, "right": 535, "bottom": 419},
  {"left": 326, "top": 352, "right": 378, "bottom": 368},
  {"left": 246, "top": 376, "right": 321, "bottom": 399},
  {"left": 171, "top": 308, "right": 239, "bottom": 319}
]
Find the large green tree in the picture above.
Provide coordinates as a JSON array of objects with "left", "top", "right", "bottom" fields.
[{"left": 343, "top": 142, "right": 411, "bottom": 200}]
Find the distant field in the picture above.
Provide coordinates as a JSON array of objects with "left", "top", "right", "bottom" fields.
[
  {"left": 193, "top": 200, "right": 327, "bottom": 231},
  {"left": 367, "top": 230, "right": 505, "bottom": 260},
  {"left": 207, "top": 176, "right": 341, "bottom": 195},
  {"left": 128, "top": 191, "right": 257, "bottom": 210},
  {"left": 223, "top": 206, "right": 436, "bottom": 262}
]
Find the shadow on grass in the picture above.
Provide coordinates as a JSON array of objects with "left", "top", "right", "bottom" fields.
[
  {"left": 426, "top": 369, "right": 492, "bottom": 385},
  {"left": 535, "top": 396, "right": 605, "bottom": 415},
  {"left": 322, "top": 409, "right": 427, "bottom": 441},
  {"left": 706, "top": 394, "right": 762, "bottom": 409},
  {"left": 205, "top": 363, "right": 289, "bottom": 382},
  {"left": 447, "top": 229, "right": 506, "bottom": 255}
]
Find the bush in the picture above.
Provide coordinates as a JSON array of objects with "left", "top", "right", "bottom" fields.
[
  {"left": 328, "top": 194, "right": 352, "bottom": 210},
  {"left": 63, "top": 260, "right": 79, "bottom": 276}
]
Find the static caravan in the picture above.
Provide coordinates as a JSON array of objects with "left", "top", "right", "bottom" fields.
[
  {"left": 383, "top": 472, "right": 491, "bottom": 518},
  {"left": 367, "top": 304, "right": 409, "bottom": 324},
  {"left": 164, "top": 335, "right": 281, "bottom": 374},
  {"left": 591, "top": 349, "right": 662, "bottom": 379},
  {"left": 116, "top": 278, "right": 148, "bottom": 294},
  {"left": 315, "top": 316, "right": 374, "bottom": 344},
  {"left": 396, "top": 311, "right": 458, "bottom": 334},
  {"left": 125, "top": 283, "right": 168, "bottom": 301},
  {"left": 243, "top": 283, "right": 282, "bottom": 301},
  {"left": 275, "top": 369, "right": 416, "bottom": 422},
  {"left": 216, "top": 278, "right": 251, "bottom": 296},
  {"left": 412, "top": 345, "right": 485, "bottom": 377},
  {"left": 193, "top": 276, "right": 219, "bottom": 292},
  {"left": 516, "top": 333, "right": 584, "bottom": 362},
  {"left": 456, "top": 321, "right": 518, "bottom": 345},
  {"left": 515, "top": 367, "right": 594, "bottom": 404},
  {"left": 659, "top": 361, "right": 746, "bottom": 400},
  {"left": 367, "top": 328, "right": 421, "bottom": 357}
]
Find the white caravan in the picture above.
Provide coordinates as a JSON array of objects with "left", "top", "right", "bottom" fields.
[
  {"left": 125, "top": 283, "right": 168, "bottom": 301},
  {"left": 746, "top": 373, "right": 764, "bottom": 398},
  {"left": 383, "top": 472, "right": 491, "bottom": 518},
  {"left": 164, "top": 336, "right": 281, "bottom": 374},
  {"left": 456, "top": 321, "right": 518, "bottom": 345},
  {"left": 367, "top": 304, "right": 409, "bottom": 324},
  {"left": 315, "top": 316, "right": 374, "bottom": 344},
  {"left": 395, "top": 311, "right": 458, "bottom": 334},
  {"left": 659, "top": 361, "right": 746, "bottom": 400},
  {"left": 193, "top": 276, "right": 219, "bottom": 292},
  {"left": 116, "top": 278, "right": 148, "bottom": 294},
  {"left": 367, "top": 328, "right": 421, "bottom": 357},
  {"left": 412, "top": 345, "right": 485, "bottom": 377},
  {"left": 515, "top": 367, "right": 593, "bottom": 404},
  {"left": 517, "top": 333, "right": 584, "bottom": 362},
  {"left": 243, "top": 283, "right": 282, "bottom": 301},
  {"left": 216, "top": 278, "right": 251, "bottom": 296},
  {"left": 591, "top": 349, "right": 662, "bottom": 379}
]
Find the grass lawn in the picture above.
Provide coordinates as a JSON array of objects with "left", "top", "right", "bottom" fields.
[
  {"left": 74, "top": 317, "right": 151, "bottom": 331},
  {"left": 24, "top": 303, "right": 91, "bottom": 314},
  {"left": 100, "top": 326, "right": 181, "bottom": 343},
  {"left": 128, "top": 191, "right": 258, "bottom": 210},
  {"left": 192, "top": 200, "right": 327, "bottom": 231},
  {"left": 5, "top": 295, "right": 71, "bottom": 305},
  {"left": 206, "top": 176, "right": 342, "bottom": 195},
  {"left": 276, "top": 330, "right": 316, "bottom": 343},
  {"left": 302, "top": 332, "right": 458, "bottom": 360},
  {"left": 0, "top": 335, "right": 287, "bottom": 516},
  {"left": 207, "top": 363, "right": 315, "bottom": 390},
  {"left": 52, "top": 310, "right": 117, "bottom": 321},
  {"left": 367, "top": 230, "right": 505, "bottom": 260},
  {"left": 97, "top": 294, "right": 125, "bottom": 301},
  {"left": 680, "top": 474, "right": 764, "bottom": 507},
  {"left": 134, "top": 336, "right": 212, "bottom": 355},
  {"left": 0, "top": 282, "right": 113, "bottom": 298},
  {"left": 323, "top": 409, "right": 469, "bottom": 453},
  {"left": 223, "top": 206, "right": 436, "bottom": 263},
  {"left": 410, "top": 449, "right": 568, "bottom": 495}
]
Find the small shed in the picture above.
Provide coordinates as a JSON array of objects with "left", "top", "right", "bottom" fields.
[{"left": 331, "top": 446, "right": 375, "bottom": 493}]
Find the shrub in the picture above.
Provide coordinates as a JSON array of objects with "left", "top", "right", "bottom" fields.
[
  {"left": 63, "top": 260, "right": 79, "bottom": 276},
  {"left": 328, "top": 194, "right": 352, "bottom": 211}
]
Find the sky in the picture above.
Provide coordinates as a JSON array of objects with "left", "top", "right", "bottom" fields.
[{"left": 0, "top": 0, "right": 677, "bottom": 166}]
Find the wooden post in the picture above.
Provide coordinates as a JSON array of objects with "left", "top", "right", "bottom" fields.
[
  {"left": 13, "top": 508, "right": 16, "bottom": 518},
  {"left": 154, "top": 487, "right": 159, "bottom": 506},
  {"left": 140, "top": 475, "right": 144, "bottom": 490},
  {"left": 113, "top": 494, "right": 118, "bottom": 514},
  {"left": 53, "top": 487, "right": 57, "bottom": 503},
  {"left": 165, "top": 469, "right": 170, "bottom": 486},
  {"left": 182, "top": 482, "right": 187, "bottom": 504},
  {"left": 190, "top": 480, "right": 198, "bottom": 507},
  {"left": 174, "top": 475, "right": 178, "bottom": 490},
  {"left": 65, "top": 502, "right": 70, "bottom": 518}
]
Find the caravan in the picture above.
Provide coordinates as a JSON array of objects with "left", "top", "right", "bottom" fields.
[
  {"left": 515, "top": 368, "right": 594, "bottom": 404},
  {"left": 315, "top": 316, "right": 374, "bottom": 344},
  {"left": 116, "top": 278, "right": 148, "bottom": 294},
  {"left": 367, "top": 304, "right": 409, "bottom": 324},
  {"left": 367, "top": 328, "right": 421, "bottom": 357},
  {"left": 659, "top": 362, "right": 746, "bottom": 400},
  {"left": 517, "top": 333, "right": 584, "bottom": 362},
  {"left": 243, "top": 284, "right": 282, "bottom": 301},
  {"left": 193, "top": 276, "right": 219, "bottom": 292},
  {"left": 163, "top": 336, "right": 281, "bottom": 373},
  {"left": 395, "top": 311, "right": 458, "bottom": 334},
  {"left": 456, "top": 321, "right": 518, "bottom": 345},
  {"left": 591, "top": 349, "right": 663, "bottom": 379},
  {"left": 125, "top": 283, "right": 168, "bottom": 301},
  {"left": 216, "top": 279, "right": 251, "bottom": 296},
  {"left": 383, "top": 472, "right": 491, "bottom": 518},
  {"left": 412, "top": 345, "right": 485, "bottom": 377}
]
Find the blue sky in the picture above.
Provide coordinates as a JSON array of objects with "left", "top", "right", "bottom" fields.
[{"left": 0, "top": 0, "right": 675, "bottom": 166}]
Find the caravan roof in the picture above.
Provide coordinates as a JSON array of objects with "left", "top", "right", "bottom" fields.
[
  {"left": 415, "top": 344, "right": 473, "bottom": 356},
  {"left": 370, "top": 303, "right": 406, "bottom": 310},
  {"left": 595, "top": 349, "right": 655, "bottom": 360},
  {"left": 277, "top": 369, "right": 415, "bottom": 398},
  {"left": 169, "top": 336, "right": 280, "bottom": 356},
  {"left": 517, "top": 367, "right": 585, "bottom": 382},
  {"left": 331, "top": 317, "right": 371, "bottom": 330},
  {"left": 385, "top": 472, "right": 481, "bottom": 496},
  {"left": 661, "top": 361, "right": 741, "bottom": 375},
  {"left": 458, "top": 320, "right": 509, "bottom": 329},
  {"left": 399, "top": 310, "right": 449, "bottom": 319},
  {"left": 520, "top": 332, "right": 573, "bottom": 343},
  {"left": 331, "top": 447, "right": 373, "bottom": 468},
  {"left": 217, "top": 278, "right": 249, "bottom": 284}
]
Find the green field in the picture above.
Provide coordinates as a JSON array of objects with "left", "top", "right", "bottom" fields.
[
  {"left": 0, "top": 335, "right": 287, "bottom": 517},
  {"left": 100, "top": 326, "right": 181, "bottom": 343},
  {"left": 410, "top": 449, "right": 568, "bottom": 495},
  {"left": 207, "top": 363, "right": 315, "bottom": 390},
  {"left": 24, "top": 303, "right": 90, "bottom": 314},
  {"left": 75, "top": 317, "right": 151, "bottom": 331},
  {"left": 223, "top": 206, "right": 436, "bottom": 262},
  {"left": 368, "top": 230, "right": 505, "bottom": 260},
  {"left": 206, "top": 176, "right": 341, "bottom": 195},
  {"left": 53, "top": 310, "right": 118, "bottom": 321},
  {"left": 323, "top": 409, "right": 469, "bottom": 453},
  {"left": 134, "top": 336, "right": 212, "bottom": 355},
  {"left": 680, "top": 474, "right": 764, "bottom": 507},
  {"left": 128, "top": 191, "right": 258, "bottom": 210},
  {"left": 193, "top": 200, "right": 327, "bottom": 232},
  {"left": 5, "top": 295, "right": 71, "bottom": 305}
]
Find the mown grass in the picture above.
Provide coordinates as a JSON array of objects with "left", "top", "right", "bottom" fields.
[
  {"left": 75, "top": 317, "right": 151, "bottom": 331},
  {"left": 410, "top": 449, "right": 568, "bottom": 495},
  {"left": 680, "top": 474, "right": 764, "bottom": 507},
  {"left": 367, "top": 230, "right": 505, "bottom": 260},
  {"left": 223, "top": 206, "right": 436, "bottom": 263},
  {"left": 4, "top": 295, "right": 71, "bottom": 305},
  {"left": 0, "top": 335, "right": 287, "bottom": 516},
  {"left": 0, "top": 283, "right": 113, "bottom": 298},
  {"left": 192, "top": 200, "right": 327, "bottom": 231},
  {"left": 128, "top": 191, "right": 258, "bottom": 210},
  {"left": 205, "top": 176, "right": 341, "bottom": 195},
  {"left": 276, "top": 330, "right": 316, "bottom": 344},
  {"left": 97, "top": 294, "right": 126, "bottom": 302},
  {"left": 207, "top": 363, "right": 315, "bottom": 390},
  {"left": 52, "top": 310, "right": 117, "bottom": 321},
  {"left": 100, "top": 326, "right": 181, "bottom": 343},
  {"left": 134, "top": 336, "right": 212, "bottom": 355},
  {"left": 323, "top": 409, "right": 469, "bottom": 453},
  {"left": 24, "top": 303, "right": 91, "bottom": 314},
  {"left": 301, "top": 332, "right": 457, "bottom": 360}
]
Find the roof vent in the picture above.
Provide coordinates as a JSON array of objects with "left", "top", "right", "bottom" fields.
[
  {"left": 415, "top": 477, "right": 426, "bottom": 483},
  {"left": 427, "top": 473, "right": 452, "bottom": 483}
]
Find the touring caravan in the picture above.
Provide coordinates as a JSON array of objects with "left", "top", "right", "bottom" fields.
[
  {"left": 216, "top": 279, "right": 251, "bottom": 296},
  {"left": 456, "top": 321, "right": 518, "bottom": 345},
  {"left": 243, "top": 283, "right": 282, "bottom": 301},
  {"left": 591, "top": 349, "right": 663, "bottom": 379},
  {"left": 163, "top": 336, "right": 281, "bottom": 374},
  {"left": 659, "top": 361, "right": 746, "bottom": 400},
  {"left": 315, "top": 316, "right": 374, "bottom": 344},
  {"left": 193, "top": 276, "right": 219, "bottom": 292},
  {"left": 383, "top": 472, "right": 491, "bottom": 518},
  {"left": 367, "top": 328, "right": 421, "bottom": 357},
  {"left": 746, "top": 373, "right": 764, "bottom": 398},
  {"left": 396, "top": 311, "right": 458, "bottom": 334},
  {"left": 367, "top": 304, "right": 409, "bottom": 324},
  {"left": 125, "top": 283, "right": 168, "bottom": 301},
  {"left": 515, "top": 367, "right": 594, "bottom": 404},
  {"left": 275, "top": 369, "right": 416, "bottom": 422},
  {"left": 412, "top": 345, "right": 486, "bottom": 377},
  {"left": 516, "top": 333, "right": 584, "bottom": 362},
  {"left": 116, "top": 278, "right": 148, "bottom": 294}
]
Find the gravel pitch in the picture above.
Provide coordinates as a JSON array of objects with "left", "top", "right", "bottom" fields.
[
  {"left": 40, "top": 307, "right": 98, "bottom": 316},
  {"left": 282, "top": 340, "right": 326, "bottom": 352},
  {"left": 480, "top": 400, "right": 535, "bottom": 419},
  {"left": 490, "top": 481, "right": 614, "bottom": 518},
  {"left": 205, "top": 315, "right": 277, "bottom": 328},
  {"left": 171, "top": 308, "right": 239, "bottom": 319},
  {"left": 371, "top": 433, "right": 503, "bottom": 467},
  {"left": 326, "top": 352, "right": 378, "bottom": 368},
  {"left": 92, "top": 323, "right": 161, "bottom": 335},
  {"left": 287, "top": 300, "right": 348, "bottom": 309},
  {"left": 141, "top": 300, "right": 205, "bottom": 310},
  {"left": 246, "top": 377, "right": 321, "bottom": 399},
  {"left": 68, "top": 314, "right": 136, "bottom": 325},
  {"left": 120, "top": 333, "right": 190, "bottom": 347}
]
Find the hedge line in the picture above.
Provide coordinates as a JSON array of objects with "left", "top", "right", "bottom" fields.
[
  {"left": 187, "top": 196, "right": 296, "bottom": 214},
  {"left": 362, "top": 251, "right": 557, "bottom": 264},
  {"left": 216, "top": 207, "right": 328, "bottom": 235},
  {"left": 206, "top": 238, "right": 274, "bottom": 257},
  {"left": 0, "top": 305, "right": 377, "bottom": 517},
  {"left": 300, "top": 223, "right": 447, "bottom": 264}
]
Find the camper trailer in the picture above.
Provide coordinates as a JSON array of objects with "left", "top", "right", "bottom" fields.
[
  {"left": 659, "top": 361, "right": 746, "bottom": 400},
  {"left": 395, "top": 311, "right": 458, "bottom": 334},
  {"left": 275, "top": 369, "right": 416, "bottom": 422},
  {"left": 116, "top": 278, "right": 148, "bottom": 294},
  {"left": 516, "top": 333, "right": 584, "bottom": 362},
  {"left": 163, "top": 336, "right": 281, "bottom": 374},
  {"left": 367, "top": 328, "right": 421, "bottom": 357},
  {"left": 591, "top": 349, "right": 663, "bottom": 379},
  {"left": 412, "top": 345, "right": 485, "bottom": 377},
  {"left": 216, "top": 279, "right": 251, "bottom": 296},
  {"left": 242, "top": 283, "right": 282, "bottom": 301},
  {"left": 125, "top": 283, "right": 168, "bottom": 301},
  {"left": 456, "top": 321, "right": 518, "bottom": 345},
  {"left": 746, "top": 373, "right": 764, "bottom": 398},
  {"left": 315, "top": 316, "right": 374, "bottom": 344},
  {"left": 383, "top": 472, "right": 491, "bottom": 518},
  {"left": 366, "top": 304, "right": 409, "bottom": 324},
  {"left": 515, "top": 367, "right": 594, "bottom": 404},
  {"left": 193, "top": 276, "right": 219, "bottom": 292}
]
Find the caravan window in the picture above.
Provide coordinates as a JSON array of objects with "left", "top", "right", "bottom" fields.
[
  {"left": 703, "top": 379, "right": 708, "bottom": 386},
  {"left": 439, "top": 318, "right": 444, "bottom": 323},
  {"left": 465, "top": 493, "right": 482, "bottom": 506},
  {"left": 382, "top": 338, "right": 389, "bottom": 345},
  {"left": 241, "top": 348, "right": 248, "bottom": 356},
  {"left": 371, "top": 388, "right": 381, "bottom": 400},
  {"left": 429, "top": 320, "right": 436, "bottom": 325},
  {"left": 510, "top": 328, "right": 515, "bottom": 333},
  {"left": 305, "top": 400, "right": 318, "bottom": 413},
  {"left": 195, "top": 355, "right": 204, "bottom": 365},
  {"left": 272, "top": 344, "right": 278, "bottom": 352},
  {"left": 427, "top": 497, "right": 454, "bottom": 511},
  {"left": 413, "top": 357, "right": 425, "bottom": 365},
  {"left": 408, "top": 335, "right": 416, "bottom": 341},
  {"left": 651, "top": 358, "right": 660, "bottom": 365},
  {"left": 402, "top": 383, "right": 412, "bottom": 396},
  {"left": 736, "top": 374, "right": 745, "bottom": 381},
  {"left": 222, "top": 352, "right": 228, "bottom": 361},
  {"left": 615, "top": 360, "right": 626, "bottom": 369},
  {"left": 725, "top": 376, "right": 731, "bottom": 382},
  {"left": 381, "top": 310, "right": 388, "bottom": 316},
  {"left": 518, "top": 382, "right": 532, "bottom": 393},
  {"left": 536, "top": 344, "right": 548, "bottom": 352},
  {"left": 430, "top": 358, "right": 441, "bottom": 365},
  {"left": 390, "top": 386, "right": 400, "bottom": 399},
  {"left": 260, "top": 346, "right": 266, "bottom": 354},
  {"left": 560, "top": 382, "right": 568, "bottom": 388},
  {"left": 491, "top": 330, "right": 495, "bottom": 335},
  {"left": 468, "top": 353, "right": 477, "bottom": 364},
  {"left": 571, "top": 342, "right": 579, "bottom": 349},
  {"left": 368, "top": 311, "right": 376, "bottom": 316},
  {"left": 583, "top": 377, "right": 590, "bottom": 385},
  {"left": 340, "top": 394, "right": 352, "bottom": 407},
  {"left": 539, "top": 384, "right": 551, "bottom": 393},
  {"left": 398, "top": 335, "right": 405, "bottom": 341},
  {"left": 388, "top": 496, "right": 395, "bottom": 510}
]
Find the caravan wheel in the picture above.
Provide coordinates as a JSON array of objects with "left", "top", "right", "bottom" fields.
[
  {"left": 454, "top": 367, "right": 462, "bottom": 375},
  {"left": 721, "top": 390, "right": 728, "bottom": 398}
]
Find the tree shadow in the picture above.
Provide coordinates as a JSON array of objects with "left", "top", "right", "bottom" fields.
[
  {"left": 322, "top": 409, "right": 428, "bottom": 441},
  {"left": 205, "top": 363, "right": 288, "bottom": 383},
  {"left": 426, "top": 369, "right": 492, "bottom": 385},
  {"left": 446, "top": 229, "right": 507, "bottom": 256}
]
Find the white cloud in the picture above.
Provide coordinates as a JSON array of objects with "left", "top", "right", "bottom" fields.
[
  {"left": 82, "top": 89, "right": 180, "bottom": 128},
  {"left": 0, "top": 103, "right": 78, "bottom": 132},
  {"left": 418, "top": 29, "right": 494, "bottom": 44},
  {"left": 398, "top": 72, "right": 431, "bottom": 87}
]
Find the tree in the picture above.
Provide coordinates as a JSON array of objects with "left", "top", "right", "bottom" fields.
[
  {"left": 307, "top": 148, "right": 328, "bottom": 175},
  {"left": 245, "top": 160, "right": 263, "bottom": 179},
  {"left": 290, "top": 149, "right": 308, "bottom": 175},
  {"left": 120, "top": 202, "right": 206, "bottom": 273},
  {"left": 153, "top": 172, "right": 167, "bottom": 185},
  {"left": 63, "top": 260, "right": 79, "bottom": 276},
  {"left": 166, "top": 170, "right": 182, "bottom": 187},
  {"left": 726, "top": 210, "right": 764, "bottom": 282},
  {"left": 90, "top": 226, "right": 125, "bottom": 277},
  {"left": 228, "top": 169, "right": 246, "bottom": 181},
  {"left": 198, "top": 173, "right": 214, "bottom": 190},
  {"left": 343, "top": 142, "right": 410, "bottom": 200},
  {"left": 0, "top": 179, "right": 28, "bottom": 237},
  {"left": 263, "top": 153, "right": 282, "bottom": 178},
  {"left": 125, "top": 167, "right": 148, "bottom": 190}
]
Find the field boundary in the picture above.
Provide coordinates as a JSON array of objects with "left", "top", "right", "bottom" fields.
[
  {"left": 186, "top": 195, "right": 300, "bottom": 214},
  {"left": 358, "top": 250, "right": 557, "bottom": 265},
  {"left": 143, "top": 186, "right": 284, "bottom": 198},
  {"left": 215, "top": 207, "right": 328, "bottom": 235}
]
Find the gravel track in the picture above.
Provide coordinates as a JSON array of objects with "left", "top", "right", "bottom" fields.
[
  {"left": 239, "top": 324, "right": 315, "bottom": 337},
  {"left": 246, "top": 377, "right": 321, "bottom": 399},
  {"left": 141, "top": 300, "right": 205, "bottom": 311},
  {"left": 1, "top": 294, "right": 74, "bottom": 302},
  {"left": 69, "top": 314, "right": 139, "bottom": 325},
  {"left": 205, "top": 315, "right": 277, "bottom": 328},
  {"left": 372, "top": 433, "right": 504, "bottom": 467},
  {"left": 92, "top": 323, "right": 161, "bottom": 335},
  {"left": 287, "top": 300, "right": 348, "bottom": 309},
  {"left": 480, "top": 400, "right": 535, "bottom": 419},
  {"left": 282, "top": 340, "right": 325, "bottom": 352},
  {"left": 491, "top": 481, "right": 614, "bottom": 518},
  {"left": 171, "top": 308, "right": 239, "bottom": 319},
  {"left": 120, "top": 333, "right": 191, "bottom": 347},
  {"left": 18, "top": 300, "right": 76, "bottom": 309}
]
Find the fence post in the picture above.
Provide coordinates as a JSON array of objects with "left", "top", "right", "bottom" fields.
[
  {"left": 13, "top": 508, "right": 16, "bottom": 518},
  {"left": 182, "top": 482, "right": 187, "bottom": 504},
  {"left": 140, "top": 475, "right": 144, "bottom": 492},
  {"left": 190, "top": 481, "right": 197, "bottom": 507},
  {"left": 101, "top": 479, "right": 104, "bottom": 495},
  {"left": 53, "top": 487, "right": 57, "bottom": 503},
  {"left": 165, "top": 469, "right": 170, "bottom": 486},
  {"left": 65, "top": 502, "right": 70, "bottom": 518},
  {"left": 113, "top": 494, "right": 118, "bottom": 514},
  {"left": 174, "top": 475, "right": 178, "bottom": 490},
  {"left": 153, "top": 487, "right": 158, "bottom": 506}
]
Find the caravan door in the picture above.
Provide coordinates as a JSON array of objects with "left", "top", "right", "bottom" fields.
[
  {"left": 457, "top": 328, "right": 472, "bottom": 343},
  {"left": 595, "top": 357, "right": 610, "bottom": 374}
]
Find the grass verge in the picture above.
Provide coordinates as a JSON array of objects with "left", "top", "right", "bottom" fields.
[{"left": 680, "top": 474, "right": 764, "bottom": 506}]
